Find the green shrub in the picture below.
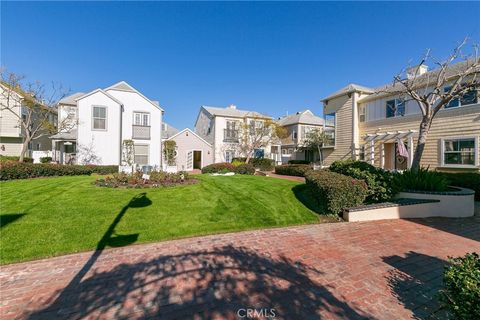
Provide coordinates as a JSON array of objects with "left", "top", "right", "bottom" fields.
[
  {"left": 96, "top": 171, "right": 194, "bottom": 188},
  {"left": 40, "top": 156, "right": 52, "bottom": 163},
  {"left": 442, "top": 172, "right": 480, "bottom": 201},
  {"left": 288, "top": 160, "right": 310, "bottom": 164},
  {"left": 0, "top": 161, "right": 118, "bottom": 180},
  {"left": 329, "top": 160, "right": 398, "bottom": 203},
  {"left": 231, "top": 160, "right": 245, "bottom": 167},
  {"left": 235, "top": 163, "right": 255, "bottom": 175},
  {"left": 201, "top": 163, "right": 235, "bottom": 174},
  {"left": 305, "top": 170, "right": 368, "bottom": 215},
  {"left": 275, "top": 164, "right": 312, "bottom": 177},
  {"left": 395, "top": 168, "right": 449, "bottom": 192},
  {"left": 230, "top": 157, "right": 275, "bottom": 171},
  {"left": 0, "top": 155, "right": 34, "bottom": 163},
  {"left": 440, "top": 252, "right": 480, "bottom": 319}
]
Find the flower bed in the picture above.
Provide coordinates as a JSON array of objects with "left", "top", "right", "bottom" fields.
[{"left": 95, "top": 171, "right": 197, "bottom": 188}]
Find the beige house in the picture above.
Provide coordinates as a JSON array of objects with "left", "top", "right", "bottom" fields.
[
  {"left": 166, "top": 128, "right": 213, "bottom": 171},
  {"left": 321, "top": 67, "right": 479, "bottom": 172},
  {"left": 277, "top": 109, "right": 334, "bottom": 163}
]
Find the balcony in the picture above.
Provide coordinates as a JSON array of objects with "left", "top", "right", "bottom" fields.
[
  {"left": 132, "top": 125, "right": 151, "bottom": 140},
  {"left": 223, "top": 129, "right": 239, "bottom": 142}
]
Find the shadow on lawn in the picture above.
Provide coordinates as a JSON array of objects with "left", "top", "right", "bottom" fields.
[
  {"left": 0, "top": 213, "right": 25, "bottom": 229},
  {"left": 26, "top": 192, "right": 150, "bottom": 319},
  {"left": 383, "top": 251, "right": 447, "bottom": 320}
]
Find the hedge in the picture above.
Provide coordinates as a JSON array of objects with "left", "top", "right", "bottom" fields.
[
  {"left": 442, "top": 172, "right": 480, "bottom": 201},
  {"left": 235, "top": 163, "right": 255, "bottom": 175},
  {"left": 0, "top": 155, "right": 34, "bottom": 163},
  {"left": 329, "top": 160, "right": 398, "bottom": 203},
  {"left": 0, "top": 161, "right": 118, "bottom": 180},
  {"left": 201, "top": 163, "right": 235, "bottom": 174},
  {"left": 275, "top": 164, "right": 312, "bottom": 177},
  {"left": 231, "top": 157, "right": 275, "bottom": 171},
  {"left": 305, "top": 170, "right": 368, "bottom": 215},
  {"left": 288, "top": 160, "right": 310, "bottom": 164}
]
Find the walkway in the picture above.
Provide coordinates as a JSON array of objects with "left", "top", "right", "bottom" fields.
[{"left": 1, "top": 217, "right": 479, "bottom": 319}]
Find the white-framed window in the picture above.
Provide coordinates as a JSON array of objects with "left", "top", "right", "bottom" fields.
[
  {"left": 441, "top": 137, "right": 478, "bottom": 167},
  {"left": 444, "top": 86, "right": 478, "bottom": 109},
  {"left": 225, "top": 150, "right": 235, "bottom": 163},
  {"left": 293, "top": 130, "right": 298, "bottom": 140},
  {"left": 134, "top": 144, "right": 149, "bottom": 165},
  {"left": 92, "top": 106, "right": 107, "bottom": 130},
  {"left": 386, "top": 99, "right": 405, "bottom": 118},
  {"left": 134, "top": 112, "right": 150, "bottom": 126},
  {"left": 359, "top": 105, "right": 366, "bottom": 122}
]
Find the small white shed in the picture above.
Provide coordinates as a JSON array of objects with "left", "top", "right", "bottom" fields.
[{"left": 167, "top": 128, "right": 213, "bottom": 171}]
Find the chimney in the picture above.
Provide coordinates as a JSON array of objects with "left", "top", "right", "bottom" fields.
[
  {"left": 406, "top": 64, "right": 428, "bottom": 79},
  {"left": 228, "top": 104, "right": 237, "bottom": 109}
]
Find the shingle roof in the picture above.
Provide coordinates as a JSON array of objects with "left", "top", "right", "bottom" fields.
[
  {"left": 321, "top": 84, "right": 374, "bottom": 102},
  {"left": 58, "top": 92, "right": 84, "bottom": 105},
  {"left": 277, "top": 110, "right": 324, "bottom": 126},
  {"left": 202, "top": 106, "right": 271, "bottom": 119},
  {"left": 50, "top": 129, "right": 77, "bottom": 140},
  {"left": 162, "top": 122, "right": 179, "bottom": 139}
]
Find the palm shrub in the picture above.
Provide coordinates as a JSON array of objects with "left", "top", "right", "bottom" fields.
[
  {"left": 329, "top": 160, "right": 398, "bottom": 203},
  {"left": 442, "top": 172, "right": 480, "bottom": 201},
  {"left": 440, "top": 253, "right": 480, "bottom": 319},
  {"left": 395, "top": 168, "right": 448, "bottom": 192}
]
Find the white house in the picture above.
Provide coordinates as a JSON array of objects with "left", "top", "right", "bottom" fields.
[
  {"left": 52, "top": 81, "right": 164, "bottom": 169},
  {"left": 194, "top": 105, "right": 273, "bottom": 163},
  {"left": 166, "top": 128, "right": 213, "bottom": 171}
]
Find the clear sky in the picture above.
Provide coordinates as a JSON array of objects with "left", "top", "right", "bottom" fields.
[{"left": 1, "top": 1, "right": 479, "bottom": 129}]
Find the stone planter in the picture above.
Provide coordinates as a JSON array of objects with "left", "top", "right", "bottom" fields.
[{"left": 396, "top": 187, "right": 475, "bottom": 218}]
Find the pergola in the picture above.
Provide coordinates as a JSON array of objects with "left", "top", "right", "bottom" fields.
[{"left": 363, "top": 130, "right": 418, "bottom": 169}]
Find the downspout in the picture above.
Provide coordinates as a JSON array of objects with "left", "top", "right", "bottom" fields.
[{"left": 351, "top": 92, "right": 359, "bottom": 160}]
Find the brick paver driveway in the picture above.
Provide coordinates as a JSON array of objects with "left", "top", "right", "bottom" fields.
[{"left": 1, "top": 217, "right": 479, "bottom": 320}]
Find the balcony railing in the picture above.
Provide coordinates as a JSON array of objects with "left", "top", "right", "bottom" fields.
[
  {"left": 132, "top": 125, "right": 150, "bottom": 140},
  {"left": 224, "top": 129, "right": 239, "bottom": 142}
]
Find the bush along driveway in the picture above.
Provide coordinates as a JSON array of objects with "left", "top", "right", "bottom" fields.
[{"left": 0, "top": 174, "right": 337, "bottom": 264}]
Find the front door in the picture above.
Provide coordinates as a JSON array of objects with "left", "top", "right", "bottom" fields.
[{"left": 193, "top": 151, "right": 202, "bottom": 169}]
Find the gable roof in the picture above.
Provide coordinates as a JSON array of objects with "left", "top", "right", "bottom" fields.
[
  {"left": 167, "top": 128, "right": 212, "bottom": 147},
  {"left": 76, "top": 88, "right": 123, "bottom": 106},
  {"left": 162, "top": 122, "right": 179, "bottom": 139},
  {"left": 277, "top": 109, "right": 325, "bottom": 126},
  {"left": 201, "top": 105, "right": 271, "bottom": 119},
  {"left": 58, "top": 92, "right": 85, "bottom": 105},
  {"left": 321, "top": 84, "right": 374, "bottom": 102},
  {"left": 105, "top": 81, "right": 164, "bottom": 111}
]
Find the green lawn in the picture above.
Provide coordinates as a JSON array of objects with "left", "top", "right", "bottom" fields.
[{"left": 0, "top": 174, "right": 330, "bottom": 264}]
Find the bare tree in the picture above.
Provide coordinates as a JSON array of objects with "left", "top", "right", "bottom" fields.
[
  {"left": 380, "top": 39, "right": 479, "bottom": 170},
  {"left": 0, "top": 70, "right": 74, "bottom": 162},
  {"left": 301, "top": 129, "right": 331, "bottom": 165},
  {"left": 232, "top": 115, "right": 287, "bottom": 163}
]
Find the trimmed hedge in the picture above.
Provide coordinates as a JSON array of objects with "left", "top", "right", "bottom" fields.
[
  {"left": 0, "top": 161, "right": 118, "bottom": 180},
  {"left": 40, "top": 157, "right": 52, "bottom": 163},
  {"left": 288, "top": 160, "right": 310, "bottom": 164},
  {"left": 96, "top": 171, "right": 196, "bottom": 188},
  {"left": 275, "top": 164, "right": 312, "bottom": 177},
  {"left": 231, "top": 157, "right": 275, "bottom": 171},
  {"left": 0, "top": 155, "right": 34, "bottom": 163},
  {"left": 235, "top": 163, "right": 255, "bottom": 175},
  {"left": 329, "top": 160, "right": 398, "bottom": 203},
  {"left": 201, "top": 163, "right": 235, "bottom": 174},
  {"left": 442, "top": 172, "right": 480, "bottom": 201},
  {"left": 305, "top": 170, "right": 368, "bottom": 215},
  {"left": 395, "top": 168, "right": 448, "bottom": 192},
  {"left": 440, "top": 252, "right": 480, "bottom": 319}
]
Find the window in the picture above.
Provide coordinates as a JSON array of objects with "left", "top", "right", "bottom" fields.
[
  {"left": 288, "top": 148, "right": 294, "bottom": 154},
  {"left": 358, "top": 145, "right": 365, "bottom": 161},
  {"left": 254, "top": 149, "right": 264, "bottom": 159},
  {"left": 442, "top": 138, "right": 477, "bottom": 166},
  {"left": 249, "top": 120, "right": 255, "bottom": 135},
  {"left": 134, "top": 112, "right": 150, "bottom": 126},
  {"left": 325, "top": 113, "right": 335, "bottom": 127},
  {"left": 134, "top": 144, "right": 149, "bottom": 165},
  {"left": 359, "top": 105, "right": 365, "bottom": 122},
  {"left": 225, "top": 150, "right": 235, "bottom": 163},
  {"left": 386, "top": 99, "right": 405, "bottom": 118},
  {"left": 282, "top": 149, "right": 287, "bottom": 155},
  {"left": 444, "top": 86, "right": 478, "bottom": 108},
  {"left": 92, "top": 106, "right": 107, "bottom": 130},
  {"left": 293, "top": 130, "right": 298, "bottom": 139}
]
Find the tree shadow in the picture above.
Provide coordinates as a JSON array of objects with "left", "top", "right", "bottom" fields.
[
  {"left": 407, "top": 216, "right": 480, "bottom": 242},
  {"left": 25, "top": 193, "right": 150, "bottom": 319},
  {"left": 382, "top": 251, "right": 448, "bottom": 320},
  {"left": 0, "top": 213, "right": 25, "bottom": 229},
  {"left": 27, "top": 244, "right": 373, "bottom": 320}
]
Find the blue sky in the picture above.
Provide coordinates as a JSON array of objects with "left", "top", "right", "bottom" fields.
[{"left": 1, "top": 1, "right": 479, "bottom": 129}]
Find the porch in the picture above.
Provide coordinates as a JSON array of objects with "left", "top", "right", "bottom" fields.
[{"left": 51, "top": 130, "right": 77, "bottom": 165}]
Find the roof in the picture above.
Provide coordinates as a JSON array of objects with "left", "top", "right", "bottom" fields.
[
  {"left": 167, "top": 128, "right": 212, "bottom": 147},
  {"left": 50, "top": 129, "right": 77, "bottom": 140},
  {"left": 277, "top": 110, "right": 325, "bottom": 126},
  {"left": 321, "top": 84, "right": 374, "bottom": 102},
  {"left": 202, "top": 105, "right": 271, "bottom": 119},
  {"left": 105, "top": 81, "right": 164, "bottom": 111},
  {"left": 162, "top": 122, "right": 179, "bottom": 139},
  {"left": 76, "top": 89, "right": 123, "bottom": 106},
  {"left": 58, "top": 92, "right": 84, "bottom": 105}
]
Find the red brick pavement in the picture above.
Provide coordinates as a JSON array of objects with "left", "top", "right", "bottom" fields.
[{"left": 1, "top": 217, "right": 479, "bottom": 319}]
